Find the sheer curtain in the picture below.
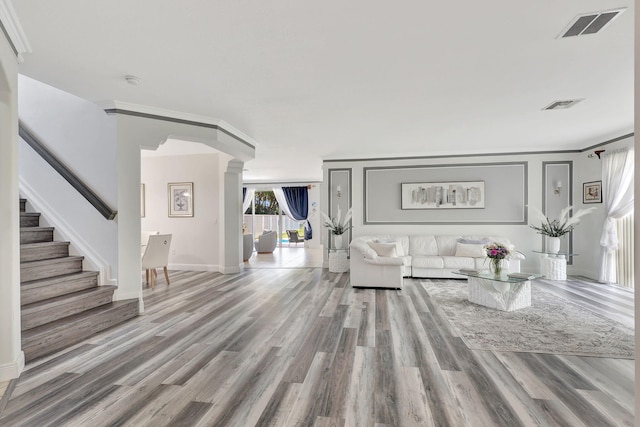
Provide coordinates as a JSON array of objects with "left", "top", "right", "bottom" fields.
[
  {"left": 242, "top": 188, "right": 255, "bottom": 215},
  {"left": 273, "top": 187, "right": 312, "bottom": 239},
  {"left": 599, "top": 147, "right": 634, "bottom": 283}
]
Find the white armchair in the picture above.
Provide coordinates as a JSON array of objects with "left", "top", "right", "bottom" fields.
[{"left": 255, "top": 230, "right": 277, "bottom": 253}]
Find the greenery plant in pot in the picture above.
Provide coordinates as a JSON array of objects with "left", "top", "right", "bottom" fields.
[
  {"left": 321, "top": 207, "right": 352, "bottom": 249},
  {"left": 529, "top": 206, "right": 596, "bottom": 253}
]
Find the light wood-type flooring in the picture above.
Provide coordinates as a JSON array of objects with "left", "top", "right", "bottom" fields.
[{"left": 0, "top": 270, "right": 634, "bottom": 426}]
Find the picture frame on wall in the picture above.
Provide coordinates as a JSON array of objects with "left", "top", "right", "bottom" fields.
[
  {"left": 141, "top": 183, "right": 145, "bottom": 218},
  {"left": 583, "top": 180, "right": 602, "bottom": 204},
  {"left": 168, "top": 182, "right": 194, "bottom": 217},
  {"left": 401, "top": 181, "right": 485, "bottom": 209}
]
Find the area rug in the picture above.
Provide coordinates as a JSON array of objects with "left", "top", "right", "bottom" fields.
[{"left": 421, "top": 280, "right": 635, "bottom": 359}]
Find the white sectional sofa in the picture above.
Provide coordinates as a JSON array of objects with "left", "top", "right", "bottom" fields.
[{"left": 349, "top": 235, "right": 524, "bottom": 289}]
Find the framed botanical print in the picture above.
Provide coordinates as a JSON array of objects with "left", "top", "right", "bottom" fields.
[{"left": 168, "top": 182, "right": 194, "bottom": 217}]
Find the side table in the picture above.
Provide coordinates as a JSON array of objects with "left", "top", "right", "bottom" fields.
[
  {"left": 533, "top": 251, "right": 578, "bottom": 281},
  {"left": 329, "top": 249, "right": 349, "bottom": 273}
]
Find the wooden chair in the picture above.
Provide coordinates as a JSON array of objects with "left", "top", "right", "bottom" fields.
[
  {"left": 141, "top": 234, "right": 172, "bottom": 289},
  {"left": 286, "top": 229, "right": 304, "bottom": 246}
]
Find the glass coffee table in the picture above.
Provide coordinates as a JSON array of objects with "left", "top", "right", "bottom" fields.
[{"left": 454, "top": 270, "right": 540, "bottom": 311}]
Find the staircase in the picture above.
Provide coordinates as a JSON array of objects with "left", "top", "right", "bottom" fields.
[{"left": 20, "top": 198, "right": 139, "bottom": 362}]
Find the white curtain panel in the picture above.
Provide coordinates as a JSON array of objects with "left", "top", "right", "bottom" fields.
[
  {"left": 242, "top": 188, "right": 255, "bottom": 215},
  {"left": 272, "top": 188, "right": 295, "bottom": 220},
  {"left": 599, "top": 147, "right": 634, "bottom": 283}
]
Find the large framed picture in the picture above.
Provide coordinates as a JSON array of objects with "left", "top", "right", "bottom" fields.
[
  {"left": 401, "top": 181, "right": 485, "bottom": 209},
  {"left": 168, "top": 182, "right": 194, "bottom": 217},
  {"left": 583, "top": 180, "right": 602, "bottom": 204}
]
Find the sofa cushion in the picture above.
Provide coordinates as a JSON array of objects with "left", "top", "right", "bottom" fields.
[
  {"left": 459, "top": 237, "right": 491, "bottom": 245},
  {"left": 412, "top": 256, "right": 444, "bottom": 269},
  {"left": 373, "top": 238, "right": 406, "bottom": 257},
  {"left": 442, "top": 256, "right": 475, "bottom": 269},
  {"left": 454, "top": 242, "right": 486, "bottom": 258},
  {"left": 368, "top": 241, "right": 398, "bottom": 257},
  {"left": 410, "top": 235, "right": 438, "bottom": 256},
  {"left": 436, "top": 235, "right": 462, "bottom": 256}
]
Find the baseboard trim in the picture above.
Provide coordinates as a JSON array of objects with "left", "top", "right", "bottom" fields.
[
  {"left": 0, "top": 352, "right": 24, "bottom": 382},
  {"left": 168, "top": 263, "right": 220, "bottom": 272}
]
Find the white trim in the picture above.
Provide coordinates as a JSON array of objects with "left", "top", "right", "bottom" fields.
[
  {"left": 96, "top": 100, "right": 258, "bottom": 147},
  {"left": 168, "top": 263, "right": 220, "bottom": 272},
  {"left": 0, "top": 0, "right": 31, "bottom": 62},
  {"left": 0, "top": 351, "right": 24, "bottom": 381},
  {"left": 19, "top": 178, "right": 116, "bottom": 287}
]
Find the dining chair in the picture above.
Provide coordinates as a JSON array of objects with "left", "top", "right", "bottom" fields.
[{"left": 141, "top": 234, "right": 172, "bottom": 289}]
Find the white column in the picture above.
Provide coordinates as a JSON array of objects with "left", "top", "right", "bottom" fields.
[
  {"left": 114, "top": 127, "right": 144, "bottom": 311},
  {"left": 0, "top": 37, "right": 24, "bottom": 380},
  {"left": 221, "top": 159, "right": 243, "bottom": 273}
]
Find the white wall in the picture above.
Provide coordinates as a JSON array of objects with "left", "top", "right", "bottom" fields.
[
  {"left": 142, "top": 153, "right": 224, "bottom": 271},
  {"left": 323, "top": 139, "right": 634, "bottom": 280},
  {"left": 17, "top": 75, "right": 118, "bottom": 281}
]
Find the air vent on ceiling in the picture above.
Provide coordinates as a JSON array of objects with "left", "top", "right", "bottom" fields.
[
  {"left": 543, "top": 99, "right": 583, "bottom": 110},
  {"left": 559, "top": 8, "right": 625, "bottom": 38}
]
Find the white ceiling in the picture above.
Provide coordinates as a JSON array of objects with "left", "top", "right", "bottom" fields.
[{"left": 12, "top": 0, "right": 634, "bottom": 182}]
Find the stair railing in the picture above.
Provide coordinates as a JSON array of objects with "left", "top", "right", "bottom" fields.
[{"left": 19, "top": 122, "right": 118, "bottom": 220}]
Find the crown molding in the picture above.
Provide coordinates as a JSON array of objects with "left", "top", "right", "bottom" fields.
[
  {"left": 0, "top": 0, "right": 31, "bottom": 62},
  {"left": 97, "top": 100, "right": 257, "bottom": 148}
]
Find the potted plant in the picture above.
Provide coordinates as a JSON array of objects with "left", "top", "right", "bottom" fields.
[
  {"left": 321, "top": 206, "right": 352, "bottom": 249},
  {"left": 529, "top": 205, "right": 596, "bottom": 253}
]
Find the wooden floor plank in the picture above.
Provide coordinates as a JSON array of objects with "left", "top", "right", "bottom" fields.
[{"left": 0, "top": 270, "right": 633, "bottom": 426}]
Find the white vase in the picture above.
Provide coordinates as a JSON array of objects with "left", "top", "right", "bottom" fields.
[
  {"left": 547, "top": 236, "right": 561, "bottom": 254},
  {"left": 334, "top": 234, "right": 343, "bottom": 249}
]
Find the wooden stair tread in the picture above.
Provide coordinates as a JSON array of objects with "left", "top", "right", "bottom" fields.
[
  {"left": 20, "top": 241, "right": 69, "bottom": 250},
  {"left": 22, "top": 285, "right": 116, "bottom": 311},
  {"left": 20, "top": 255, "right": 84, "bottom": 268},
  {"left": 20, "top": 226, "right": 54, "bottom": 231},
  {"left": 22, "top": 299, "right": 139, "bottom": 362},
  {"left": 19, "top": 212, "right": 40, "bottom": 217},
  {"left": 21, "top": 270, "right": 98, "bottom": 288}
]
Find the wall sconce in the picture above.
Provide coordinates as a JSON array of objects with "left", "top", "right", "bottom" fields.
[
  {"left": 336, "top": 185, "right": 342, "bottom": 198},
  {"left": 554, "top": 180, "right": 562, "bottom": 195}
]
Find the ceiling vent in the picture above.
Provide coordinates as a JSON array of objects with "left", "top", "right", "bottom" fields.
[
  {"left": 559, "top": 9, "right": 625, "bottom": 38},
  {"left": 543, "top": 99, "right": 583, "bottom": 110}
]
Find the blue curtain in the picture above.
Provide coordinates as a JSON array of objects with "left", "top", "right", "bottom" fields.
[{"left": 282, "top": 186, "right": 312, "bottom": 239}]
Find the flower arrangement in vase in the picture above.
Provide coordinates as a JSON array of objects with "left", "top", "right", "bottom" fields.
[
  {"left": 484, "top": 242, "right": 513, "bottom": 275},
  {"left": 528, "top": 205, "right": 596, "bottom": 253},
  {"left": 321, "top": 207, "right": 352, "bottom": 249}
]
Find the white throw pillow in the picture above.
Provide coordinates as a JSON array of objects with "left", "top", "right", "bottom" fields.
[
  {"left": 454, "top": 242, "right": 486, "bottom": 258},
  {"left": 367, "top": 241, "right": 398, "bottom": 257}
]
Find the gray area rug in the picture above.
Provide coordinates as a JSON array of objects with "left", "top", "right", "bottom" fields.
[{"left": 421, "top": 280, "right": 635, "bottom": 359}]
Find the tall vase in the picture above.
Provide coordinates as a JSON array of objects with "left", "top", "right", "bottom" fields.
[
  {"left": 334, "top": 234, "right": 343, "bottom": 249},
  {"left": 547, "top": 236, "right": 561, "bottom": 254},
  {"left": 490, "top": 258, "right": 503, "bottom": 276}
]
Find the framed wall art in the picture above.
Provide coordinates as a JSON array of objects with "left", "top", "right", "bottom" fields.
[
  {"left": 401, "top": 181, "right": 485, "bottom": 209},
  {"left": 583, "top": 181, "right": 602, "bottom": 204},
  {"left": 168, "top": 182, "right": 194, "bottom": 217}
]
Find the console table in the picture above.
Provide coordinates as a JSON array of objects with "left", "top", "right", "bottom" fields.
[
  {"left": 533, "top": 251, "right": 578, "bottom": 281},
  {"left": 454, "top": 271, "right": 538, "bottom": 311}
]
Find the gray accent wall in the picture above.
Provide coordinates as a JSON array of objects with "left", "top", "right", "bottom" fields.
[{"left": 364, "top": 162, "right": 527, "bottom": 224}]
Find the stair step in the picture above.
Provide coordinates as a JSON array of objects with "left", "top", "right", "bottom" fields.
[
  {"left": 20, "top": 212, "right": 40, "bottom": 227},
  {"left": 20, "top": 227, "right": 54, "bottom": 244},
  {"left": 21, "top": 256, "right": 84, "bottom": 283},
  {"left": 20, "top": 241, "right": 70, "bottom": 263},
  {"left": 19, "top": 198, "right": 26, "bottom": 212},
  {"left": 22, "top": 286, "right": 117, "bottom": 331},
  {"left": 22, "top": 299, "right": 139, "bottom": 362},
  {"left": 21, "top": 271, "right": 99, "bottom": 306}
]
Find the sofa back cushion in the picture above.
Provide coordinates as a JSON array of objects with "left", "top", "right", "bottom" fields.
[
  {"left": 435, "top": 235, "right": 462, "bottom": 256},
  {"left": 409, "top": 235, "right": 438, "bottom": 256}
]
